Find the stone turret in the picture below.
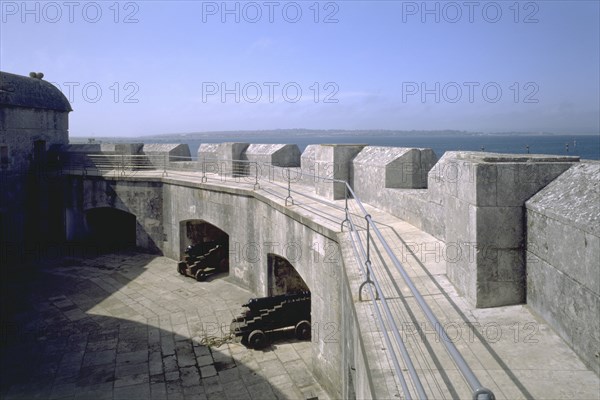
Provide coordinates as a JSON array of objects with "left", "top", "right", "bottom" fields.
[{"left": 0, "top": 71, "right": 72, "bottom": 262}]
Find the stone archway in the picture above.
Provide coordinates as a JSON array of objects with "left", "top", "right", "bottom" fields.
[
  {"left": 179, "top": 219, "right": 229, "bottom": 277},
  {"left": 84, "top": 207, "right": 136, "bottom": 249},
  {"left": 267, "top": 253, "right": 310, "bottom": 296}
]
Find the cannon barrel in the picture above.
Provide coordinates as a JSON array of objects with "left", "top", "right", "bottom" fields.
[
  {"left": 184, "top": 241, "right": 226, "bottom": 258},
  {"left": 242, "top": 291, "right": 310, "bottom": 310}
]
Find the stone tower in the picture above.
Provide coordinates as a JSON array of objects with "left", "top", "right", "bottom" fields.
[{"left": 0, "top": 71, "right": 72, "bottom": 263}]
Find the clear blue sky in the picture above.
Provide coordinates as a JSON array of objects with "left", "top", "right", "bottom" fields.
[{"left": 1, "top": 0, "right": 599, "bottom": 137}]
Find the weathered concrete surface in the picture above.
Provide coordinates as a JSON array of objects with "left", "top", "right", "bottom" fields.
[
  {"left": 64, "top": 176, "right": 164, "bottom": 253},
  {"left": 197, "top": 143, "right": 218, "bottom": 160},
  {"left": 198, "top": 142, "right": 250, "bottom": 161},
  {"left": 259, "top": 145, "right": 320, "bottom": 187},
  {"left": 352, "top": 146, "right": 437, "bottom": 191},
  {"left": 197, "top": 142, "right": 250, "bottom": 176},
  {"left": 315, "top": 144, "right": 366, "bottom": 200},
  {"left": 351, "top": 146, "right": 441, "bottom": 239},
  {"left": 143, "top": 144, "right": 191, "bottom": 157},
  {"left": 340, "top": 206, "right": 600, "bottom": 399},
  {"left": 526, "top": 161, "right": 600, "bottom": 375},
  {"left": 244, "top": 144, "right": 302, "bottom": 183},
  {"left": 161, "top": 179, "right": 345, "bottom": 397},
  {"left": 430, "top": 152, "right": 579, "bottom": 308},
  {"left": 0, "top": 252, "right": 328, "bottom": 400},
  {"left": 369, "top": 188, "right": 445, "bottom": 240},
  {"left": 142, "top": 143, "right": 192, "bottom": 171},
  {"left": 114, "top": 143, "right": 144, "bottom": 155},
  {"left": 245, "top": 144, "right": 301, "bottom": 167},
  {"left": 143, "top": 143, "right": 191, "bottom": 165},
  {"left": 300, "top": 144, "right": 317, "bottom": 178},
  {"left": 219, "top": 143, "right": 249, "bottom": 163},
  {"left": 55, "top": 162, "right": 600, "bottom": 398},
  {"left": 68, "top": 172, "right": 347, "bottom": 397}
]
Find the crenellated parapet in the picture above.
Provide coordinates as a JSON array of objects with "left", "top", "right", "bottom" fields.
[
  {"left": 353, "top": 146, "right": 436, "bottom": 190},
  {"left": 57, "top": 142, "right": 591, "bottom": 311},
  {"left": 142, "top": 143, "right": 191, "bottom": 168},
  {"left": 245, "top": 143, "right": 300, "bottom": 167},
  {"left": 429, "top": 152, "right": 579, "bottom": 308},
  {"left": 198, "top": 142, "right": 250, "bottom": 176},
  {"left": 54, "top": 141, "right": 598, "bottom": 383}
]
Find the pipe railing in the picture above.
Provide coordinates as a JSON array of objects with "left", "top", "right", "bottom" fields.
[
  {"left": 349, "top": 218, "right": 427, "bottom": 399},
  {"left": 345, "top": 184, "right": 495, "bottom": 400},
  {"left": 56, "top": 152, "right": 494, "bottom": 400}
]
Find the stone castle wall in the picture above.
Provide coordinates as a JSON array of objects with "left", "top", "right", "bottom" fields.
[
  {"left": 0, "top": 105, "right": 69, "bottom": 260},
  {"left": 8, "top": 137, "right": 599, "bottom": 396},
  {"left": 63, "top": 172, "right": 359, "bottom": 398},
  {"left": 526, "top": 162, "right": 600, "bottom": 375}
]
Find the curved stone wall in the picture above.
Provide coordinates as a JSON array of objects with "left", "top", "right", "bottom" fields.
[{"left": 65, "top": 174, "right": 361, "bottom": 398}]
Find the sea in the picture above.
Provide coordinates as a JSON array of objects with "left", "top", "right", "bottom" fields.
[{"left": 170, "top": 134, "right": 600, "bottom": 160}]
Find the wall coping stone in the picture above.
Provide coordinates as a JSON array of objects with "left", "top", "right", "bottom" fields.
[
  {"left": 449, "top": 151, "right": 580, "bottom": 163},
  {"left": 526, "top": 161, "right": 600, "bottom": 236},
  {"left": 89, "top": 174, "right": 340, "bottom": 242}
]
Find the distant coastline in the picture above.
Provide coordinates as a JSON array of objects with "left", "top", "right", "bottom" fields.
[
  {"left": 69, "top": 130, "right": 600, "bottom": 160},
  {"left": 70, "top": 129, "right": 600, "bottom": 143}
]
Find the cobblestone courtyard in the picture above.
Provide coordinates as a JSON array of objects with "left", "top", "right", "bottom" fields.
[{"left": 0, "top": 251, "right": 329, "bottom": 400}]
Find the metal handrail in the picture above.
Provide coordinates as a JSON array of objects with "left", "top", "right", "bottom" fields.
[
  {"left": 348, "top": 218, "right": 426, "bottom": 399},
  {"left": 346, "top": 182, "right": 494, "bottom": 400},
  {"left": 56, "top": 152, "right": 494, "bottom": 399},
  {"left": 366, "top": 216, "right": 494, "bottom": 400}
]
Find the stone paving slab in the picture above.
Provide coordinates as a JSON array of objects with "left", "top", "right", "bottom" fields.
[{"left": 0, "top": 252, "right": 329, "bottom": 400}]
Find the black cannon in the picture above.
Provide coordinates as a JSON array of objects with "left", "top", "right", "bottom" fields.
[
  {"left": 177, "top": 241, "right": 228, "bottom": 281},
  {"left": 230, "top": 291, "right": 311, "bottom": 349}
]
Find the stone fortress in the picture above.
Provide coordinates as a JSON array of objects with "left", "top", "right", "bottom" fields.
[{"left": 1, "top": 71, "right": 598, "bottom": 399}]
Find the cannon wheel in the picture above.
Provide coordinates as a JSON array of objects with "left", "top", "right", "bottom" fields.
[
  {"left": 295, "top": 320, "right": 311, "bottom": 340},
  {"left": 177, "top": 262, "right": 187, "bottom": 275},
  {"left": 248, "top": 330, "right": 267, "bottom": 349},
  {"left": 195, "top": 270, "right": 206, "bottom": 282}
]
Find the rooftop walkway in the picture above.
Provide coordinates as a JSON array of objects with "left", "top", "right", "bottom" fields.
[{"left": 234, "top": 169, "right": 600, "bottom": 399}]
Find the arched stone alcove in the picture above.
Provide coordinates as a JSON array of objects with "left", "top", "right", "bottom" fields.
[
  {"left": 179, "top": 219, "right": 229, "bottom": 277},
  {"left": 267, "top": 253, "right": 310, "bottom": 296}
]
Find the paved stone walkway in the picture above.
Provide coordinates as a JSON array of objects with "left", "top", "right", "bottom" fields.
[
  {"left": 0, "top": 251, "right": 329, "bottom": 400},
  {"left": 254, "top": 176, "right": 600, "bottom": 399},
  {"left": 344, "top": 218, "right": 600, "bottom": 399}
]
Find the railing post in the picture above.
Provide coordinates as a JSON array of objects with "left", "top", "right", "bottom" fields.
[
  {"left": 253, "top": 161, "right": 260, "bottom": 190},
  {"left": 473, "top": 388, "right": 496, "bottom": 400},
  {"left": 163, "top": 154, "right": 168, "bottom": 177},
  {"left": 366, "top": 216, "right": 370, "bottom": 263},
  {"left": 341, "top": 184, "right": 350, "bottom": 231},
  {"left": 285, "top": 167, "right": 294, "bottom": 206},
  {"left": 359, "top": 215, "right": 379, "bottom": 301},
  {"left": 201, "top": 160, "right": 207, "bottom": 183}
]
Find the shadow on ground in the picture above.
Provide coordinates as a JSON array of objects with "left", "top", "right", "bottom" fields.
[{"left": 0, "top": 249, "right": 323, "bottom": 400}]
